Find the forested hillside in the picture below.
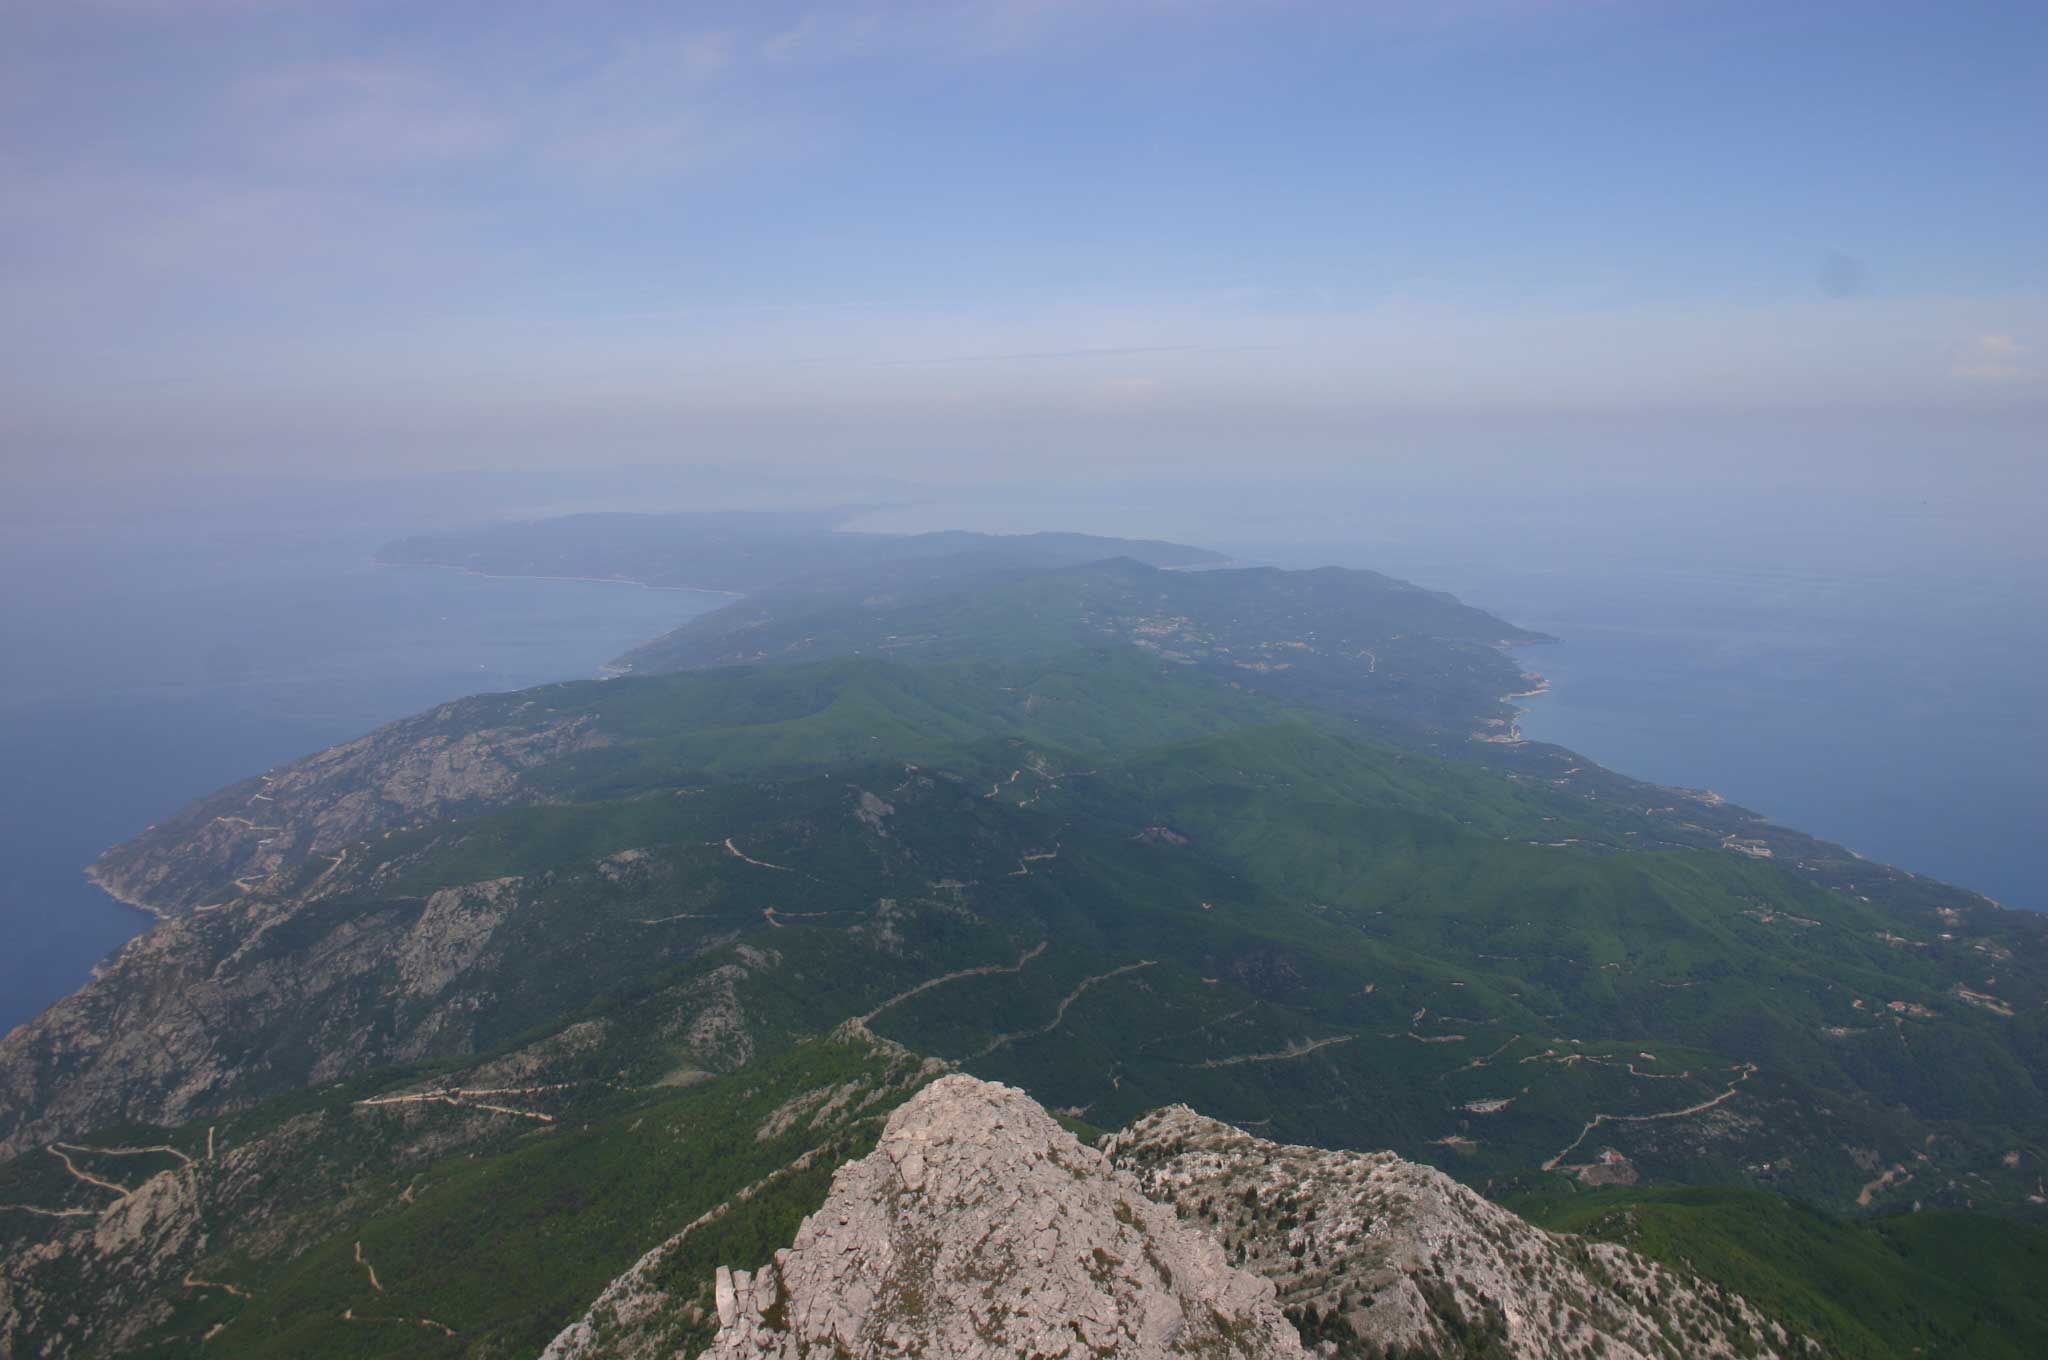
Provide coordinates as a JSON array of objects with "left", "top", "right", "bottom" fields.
[{"left": 5, "top": 541, "right": 2042, "bottom": 1357}]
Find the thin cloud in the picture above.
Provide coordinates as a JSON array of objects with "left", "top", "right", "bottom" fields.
[
  {"left": 232, "top": 59, "right": 503, "bottom": 169},
  {"left": 876, "top": 344, "right": 1277, "bottom": 366},
  {"left": 1951, "top": 333, "right": 2031, "bottom": 383}
]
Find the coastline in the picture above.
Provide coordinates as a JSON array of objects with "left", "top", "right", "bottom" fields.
[
  {"left": 11, "top": 867, "right": 165, "bottom": 1042},
  {"left": 1483, "top": 638, "right": 2033, "bottom": 914},
  {"left": 74, "top": 565, "right": 734, "bottom": 930},
  {"left": 6, "top": 551, "right": 751, "bottom": 1041},
  {"left": 81, "top": 862, "right": 170, "bottom": 923},
  {"left": 1483, "top": 638, "right": 1556, "bottom": 744},
  {"left": 371, "top": 558, "right": 745, "bottom": 599}
]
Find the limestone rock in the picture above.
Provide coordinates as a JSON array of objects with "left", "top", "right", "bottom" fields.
[
  {"left": 87, "top": 702, "right": 604, "bottom": 917},
  {"left": 701, "top": 1075, "right": 1308, "bottom": 1359},
  {"left": 1111, "top": 1106, "right": 1798, "bottom": 1360}
]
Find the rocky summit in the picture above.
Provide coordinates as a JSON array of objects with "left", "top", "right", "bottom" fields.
[
  {"left": 696, "top": 1074, "right": 1308, "bottom": 1359},
  {"left": 675, "top": 1075, "right": 1798, "bottom": 1360}
]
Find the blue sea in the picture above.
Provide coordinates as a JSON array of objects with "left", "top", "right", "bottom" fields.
[
  {"left": 1260, "top": 529, "right": 2047, "bottom": 917},
  {"left": 0, "top": 533, "right": 723, "bottom": 1035}
]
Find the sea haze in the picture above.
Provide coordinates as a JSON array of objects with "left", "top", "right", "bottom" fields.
[
  {"left": 1291, "top": 530, "right": 2047, "bottom": 916},
  {"left": 1500, "top": 558, "right": 2044, "bottom": 913},
  {"left": 0, "top": 532, "right": 724, "bottom": 1035}
]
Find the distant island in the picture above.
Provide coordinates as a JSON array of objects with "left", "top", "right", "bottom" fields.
[{"left": 376, "top": 510, "right": 1227, "bottom": 595}]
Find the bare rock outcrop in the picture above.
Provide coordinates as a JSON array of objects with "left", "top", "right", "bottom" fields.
[
  {"left": 0, "top": 873, "right": 531, "bottom": 1157},
  {"left": 88, "top": 699, "right": 603, "bottom": 916},
  {"left": 1111, "top": 1106, "right": 1798, "bottom": 1360},
  {"left": 701, "top": 1074, "right": 1308, "bottom": 1359}
]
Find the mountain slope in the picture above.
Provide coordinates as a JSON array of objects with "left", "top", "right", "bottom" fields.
[{"left": 11, "top": 650, "right": 2042, "bottom": 1211}]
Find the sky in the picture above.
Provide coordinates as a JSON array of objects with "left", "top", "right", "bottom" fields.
[{"left": 2, "top": 0, "right": 2044, "bottom": 497}]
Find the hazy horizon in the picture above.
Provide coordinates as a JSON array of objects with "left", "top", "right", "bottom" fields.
[
  {"left": 4, "top": 0, "right": 2044, "bottom": 508},
  {"left": 3, "top": 0, "right": 2044, "bottom": 940}
]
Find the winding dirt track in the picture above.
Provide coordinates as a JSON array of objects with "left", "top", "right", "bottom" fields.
[
  {"left": 354, "top": 1092, "right": 557, "bottom": 1123},
  {"left": 62, "top": 1140, "right": 193, "bottom": 1167},
  {"left": 1520, "top": 1049, "right": 1694, "bottom": 1079},
  {"left": 1452, "top": 1034, "right": 1522, "bottom": 1072},
  {"left": 1007, "top": 846, "right": 1060, "bottom": 877},
  {"left": 973, "top": 961, "right": 1157, "bottom": 1059},
  {"left": 355, "top": 1240, "right": 384, "bottom": 1292},
  {"left": 184, "top": 1273, "right": 251, "bottom": 1300},
  {"left": 1195, "top": 1034, "right": 1357, "bottom": 1069},
  {"left": 761, "top": 906, "right": 855, "bottom": 928},
  {"left": 213, "top": 815, "right": 282, "bottom": 833},
  {"left": 723, "top": 838, "right": 792, "bottom": 871},
  {"left": 47, "top": 1145, "right": 130, "bottom": 1199},
  {"left": 342, "top": 1309, "right": 455, "bottom": 1337},
  {"left": 856, "top": 941, "right": 1049, "bottom": 1027},
  {"left": 1541, "top": 1063, "right": 1758, "bottom": 1171},
  {"left": 6, "top": 1140, "right": 205, "bottom": 1221},
  {"left": 0, "top": 1202, "right": 98, "bottom": 1218},
  {"left": 306, "top": 848, "right": 349, "bottom": 892}
]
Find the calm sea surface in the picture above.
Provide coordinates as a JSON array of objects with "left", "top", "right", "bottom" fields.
[
  {"left": 0, "top": 536, "right": 723, "bottom": 1035},
  {"left": 1286, "top": 540, "right": 2048, "bottom": 916}
]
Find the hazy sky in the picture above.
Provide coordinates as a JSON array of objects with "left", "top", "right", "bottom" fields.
[{"left": 3, "top": 0, "right": 2043, "bottom": 486}]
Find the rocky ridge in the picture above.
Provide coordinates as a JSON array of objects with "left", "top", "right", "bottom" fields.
[
  {"left": 1112, "top": 1106, "right": 1799, "bottom": 1360},
  {"left": 684, "top": 1077, "right": 1802, "bottom": 1360},
  {"left": 87, "top": 695, "right": 602, "bottom": 916}
]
